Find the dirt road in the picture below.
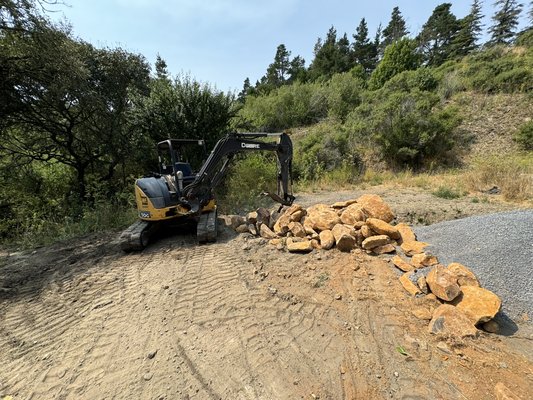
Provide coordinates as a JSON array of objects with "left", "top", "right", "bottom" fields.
[{"left": 1, "top": 188, "right": 532, "bottom": 399}]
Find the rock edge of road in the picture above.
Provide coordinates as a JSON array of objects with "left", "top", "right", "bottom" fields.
[{"left": 414, "top": 210, "right": 533, "bottom": 322}]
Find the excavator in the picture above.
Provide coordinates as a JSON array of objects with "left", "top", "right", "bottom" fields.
[{"left": 119, "top": 132, "right": 295, "bottom": 251}]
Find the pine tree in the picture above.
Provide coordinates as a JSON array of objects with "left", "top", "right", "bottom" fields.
[
  {"left": 417, "top": 3, "right": 461, "bottom": 66},
  {"left": 288, "top": 56, "right": 306, "bottom": 83},
  {"left": 155, "top": 54, "right": 169, "bottom": 79},
  {"left": 382, "top": 6, "right": 409, "bottom": 49},
  {"left": 237, "top": 77, "right": 251, "bottom": 103},
  {"left": 265, "top": 44, "right": 291, "bottom": 87},
  {"left": 352, "top": 18, "right": 377, "bottom": 72},
  {"left": 309, "top": 26, "right": 352, "bottom": 80},
  {"left": 337, "top": 33, "right": 354, "bottom": 73},
  {"left": 488, "top": 0, "right": 523, "bottom": 45},
  {"left": 450, "top": 0, "right": 484, "bottom": 57}
]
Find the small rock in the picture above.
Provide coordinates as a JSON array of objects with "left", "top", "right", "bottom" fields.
[
  {"left": 340, "top": 203, "right": 366, "bottom": 225},
  {"left": 246, "top": 211, "right": 258, "bottom": 225},
  {"left": 319, "top": 230, "right": 335, "bottom": 250},
  {"left": 269, "top": 238, "right": 283, "bottom": 246},
  {"left": 482, "top": 320, "right": 500, "bottom": 334},
  {"left": 411, "top": 307, "right": 432, "bottom": 320},
  {"left": 417, "top": 276, "right": 429, "bottom": 294},
  {"left": 426, "top": 265, "right": 460, "bottom": 302},
  {"left": 428, "top": 304, "right": 478, "bottom": 338},
  {"left": 371, "top": 244, "right": 396, "bottom": 254},
  {"left": 268, "top": 286, "right": 278, "bottom": 295},
  {"left": 247, "top": 224, "right": 257, "bottom": 236},
  {"left": 452, "top": 286, "right": 501, "bottom": 325},
  {"left": 362, "top": 235, "right": 391, "bottom": 250},
  {"left": 235, "top": 224, "right": 249, "bottom": 234},
  {"left": 360, "top": 224, "right": 376, "bottom": 238},
  {"left": 400, "top": 240, "right": 429, "bottom": 256},
  {"left": 259, "top": 224, "right": 277, "bottom": 239},
  {"left": 411, "top": 252, "right": 438, "bottom": 268},
  {"left": 335, "top": 293, "right": 342, "bottom": 300},
  {"left": 147, "top": 350, "right": 158, "bottom": 359},
  {"left": 289, "top": 209, "right": 305, "bottom": 222},
  {"left": 143, "top": 373, "right": 153, "bottom": 381},
  {"left": 332, "top": 225, "right": 356, "bottom": 252},
  {"left": 286, "top": 238, "right": 313, "bottom": 253},
  {"left": 399, "top": 272, "right": 421, "bottom": 296},
  {"left": 391, "top": 255, "right": 414, "bottom": 272},
  {"left": 288, "top": 221, "right": 306, "bottom": 238},
  {"left": 331, "top": 199, "right": 358, "bottom": 208},
  {"left": 436, "top": 341, "right": 452, "bottom": 354}
]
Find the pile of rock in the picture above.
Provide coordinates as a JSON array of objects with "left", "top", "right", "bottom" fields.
[{"left": 228, "top": 193, "right": 502, "bottom": 337}]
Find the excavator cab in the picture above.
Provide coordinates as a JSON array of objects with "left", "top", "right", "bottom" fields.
[{"left": 156, "top": 139, "right": 207, "bottom": 189}]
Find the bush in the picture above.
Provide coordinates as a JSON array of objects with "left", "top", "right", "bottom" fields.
[
  {"left": 514, "top": 120, "right": 533, "bottom": 150},
  {"left": 432, "top": 186, "right": 464, "bottom": 199},
  {"left": 325, "top": 72, "right": 364, "bottom": 121},
  {"left": 217, "top": 153, "right": 278, "bottom": 213}
]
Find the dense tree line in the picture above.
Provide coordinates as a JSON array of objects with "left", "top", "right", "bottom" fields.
[{"left": 241, "top": 0, "right": 532, "bottom": 98}]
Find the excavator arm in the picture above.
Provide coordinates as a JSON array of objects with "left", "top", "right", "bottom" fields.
[{"left": 182, "top": 132, "right": 294, "bottom": 213}]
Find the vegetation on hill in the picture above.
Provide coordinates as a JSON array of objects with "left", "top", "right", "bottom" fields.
[{"left": 1, "top": 0, "right": 532, "bottom": 246}]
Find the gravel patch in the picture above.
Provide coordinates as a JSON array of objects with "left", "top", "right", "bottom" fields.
[{"left": 414, "top": 210, "right": 533, "bottom": 321}]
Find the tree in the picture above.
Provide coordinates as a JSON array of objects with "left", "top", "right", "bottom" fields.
[
  {"left": 265, "top": 44, "right": 291, "bottom": 87},
  {"left": 238, "top": 77, "right": 252, "bottom": 103},
  {"left": 288, "top": 55, "right": 306, "bottom": 83},
  {"left": 382, "top": 6, "right": 409, "bottom": 49},
  {"left": 450, "top": 0, "right": 484, "bottom": 57},
  {"left": 488, "top": 0, "right": 523, "bottom": 45},
  {"left": 155, "top": 54, "right": 169, "bottom": 79},
  {"left": 417, "top": 3, "right": 460, "bottom": 66},
  {"left": 308, "top": 26, "right": 353, "bottom": 80},
  {"left": 369, "top": 38, "right": 421, "bottom": 89},
  {"left": 352, "top": 18, "right": 378, "bottom": 72}
]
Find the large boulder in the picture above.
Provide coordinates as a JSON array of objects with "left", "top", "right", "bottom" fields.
[
  {"left": 360, "top": 224, "right": 376, "bottom": 238},
  {"left": 411, "top": 253, "right": 439, "bottom": 268},
  {"left": 289, "top": 209, "right": 305, "bottom": 222},
  {"left": 228, "top": 215, "right": 246, "bottom": 230},
  {"left": 304, "top": 204, "right": 341, "bottom": 232},
  {"left": 340, "top": 203, "right": 366, "bottom": 225},
  {"left": 365, "top": 218, "right": 400, "bottom": 240},
  {"left": 447, "top": 262, "right": 480, "bottom": 287},
  {"left": 361, "top": 235, "right": 391, "bottom": 250},
  {"left": 255, "top": 207, "right": 271, "bottom": 227},
  {"left": 428, "top": 304, "right": 478, "bottom": 338},
  {"left": 451, "top": 286, "right": 501, "bottom": 325},
  {"left": 426, "top": 265, "right": 460, "bottom": 302},
  {"left": 246, "top": 211, "right": 258, "bottom": 225},
  {"left": 319, "top": 230, "right": 335, "bottom": 250},
  {"left": 356, "top": 194, "right": 395, "bottom": 223},
  {"left": 331, "top": 224, "right": 356, "bottom": 252}
]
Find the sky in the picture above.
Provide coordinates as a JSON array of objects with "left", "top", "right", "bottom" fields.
[{"left": 49, "top": 1, "right": 531, "bottom": 93}]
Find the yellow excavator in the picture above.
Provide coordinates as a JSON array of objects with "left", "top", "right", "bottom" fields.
[{"left": 119, "top": 132, "right": 294, "bottom": 251}]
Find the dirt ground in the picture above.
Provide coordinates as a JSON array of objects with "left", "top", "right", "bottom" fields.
[{"left": 1, "top": 187, "right": 532, "bottom": 400}]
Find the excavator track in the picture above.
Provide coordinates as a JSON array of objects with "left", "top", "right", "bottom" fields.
[
  {"left": 119, "top": 220, "right": 159, "bottom": 252},
  {"left": 197, "top": 209, "right": 218, "bottom": 244}
]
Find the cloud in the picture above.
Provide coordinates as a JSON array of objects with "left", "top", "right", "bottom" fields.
[{"left": 115, "top": 0, "right": 300, "bottom": 24}]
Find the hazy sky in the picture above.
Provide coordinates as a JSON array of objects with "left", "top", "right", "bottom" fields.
[{"left": 50, "top": 1, "right": 530, "bottom": 93}]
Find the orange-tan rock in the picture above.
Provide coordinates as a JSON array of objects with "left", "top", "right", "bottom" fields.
[
  {"left": 286, "top": 238, "right": 313, "bottom": 253},
  {"left": 289, "top": 209, "right": 305, "bottom": 222},
  {"left": 288, "top": 221, "right": 306, "bottom": 238},
  {"left": 417, "top": 276, "right": 429, "bottom": 294},
  {"left": 269, "top": 238, "right": 283, "bottom": 246},
  {"left": 340, "top": 203, "right": 366, "bottom": 225},
  {"left": 311, "top": 239, "right": 321, "bottom": 249},
  {"left": 426, "top": 265, "right": 460, "bottom": 301},
  {"left": 361, "top": 235, "right": 391, "bottom": 250},
  {"left": 273, "top": 204, "right": 303, "bottom": 234},
  {"left": 332, "top": 224, "right": 356, "bottom": 252},
  {"left": 399, "top": 272, "right": 421, "bottom": 296},
  {"left": 452, "top": 286, "right": 501, "bottom": 325},
  {"left": 305, "top": 204, "right": 341, "bottom": 232},
  {"left": 447, "top": 262, "right": 480, "bottom": 287},
  {"left": 360, "top": 224, "right": 376, "bottom": 238},
  {"left": 260, "top": 224, "right": 277, "bottom": 239},
  {"left": 331, "top": 199, "right": 358, "bottom": 208},
  {"left": 371, "top": 244, "right": 396, "bottom": 254},
  {"left": 235, "top": 224, "right": 249, "bottom": 234},
  {"left": 365, "top": 218, "right": 400, "bottom": 240},
  {"left": 428, "top": 304, "right": 478, "bottom": 338},
  {"left": 401, "top": 240, "right": 429, "bottom": 256},
  {"left": 319, "top": 230, "right": 335, "bottom": 250},
  {"left": 356, "top": 194, "right": 395, "bottom": 223},
  {"left": 391, "top": 255, "right": 414, "bottom": 272},
  {"left": 229, "top": 215, "right": 246, "bottom": 229},
  {"left": 411, "top": 252, "right": 439, "bottom": 268},
  {"left": 396, "top": 222, "right": 416, "bottom": 243}
]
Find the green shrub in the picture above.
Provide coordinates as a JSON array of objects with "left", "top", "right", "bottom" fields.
[
  {"left": 432, "top": 186, "right": 464, "bottom": 199},
  {"left": 514, "top": 120, "right": 533, "bottom": 150},
  {"left": 217, "top": 153, "right": 278, "bottom": 213},
  {"left": 325, "top": 72, "right": 364, "bottom": 121}
]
